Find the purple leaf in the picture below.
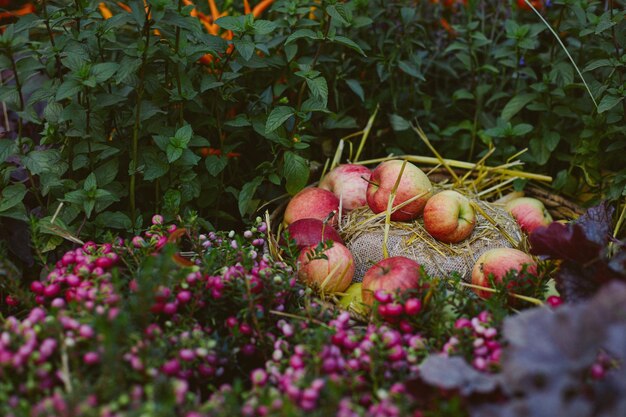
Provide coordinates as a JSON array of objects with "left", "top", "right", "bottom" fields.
[
  {"left": 529, "top": 222, "right": 601, "bottom": 263},
  {"left": 419, "top": 355, "right": 499, "bottom": 396},
  {"left": 575, "top": 202, "right": 615, "bottom": 246}
]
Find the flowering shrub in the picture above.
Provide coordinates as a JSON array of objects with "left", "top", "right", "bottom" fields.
[{"left": 1, "top": 208, "right": 624, "bottom": 416}]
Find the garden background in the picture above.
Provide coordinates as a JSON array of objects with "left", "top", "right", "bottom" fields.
[{"left": 0, "top": 1, "right": 625, "bottom": 416}]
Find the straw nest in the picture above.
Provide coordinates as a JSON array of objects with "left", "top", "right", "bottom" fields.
[{"left": 338, "top": 186, "right": 525, "bottom": 283}]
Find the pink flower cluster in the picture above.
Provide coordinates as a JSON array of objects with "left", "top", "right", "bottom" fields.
[{"left": 443, "top": 311, "right": 502, "bottom": 372}]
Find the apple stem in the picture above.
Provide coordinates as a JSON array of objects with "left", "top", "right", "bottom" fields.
[
  {"left": 323, "top": 210, "right": 337, "bottom": 225},
  {"left": 361, "top": 176, "right": 379, "bottom": 187}
]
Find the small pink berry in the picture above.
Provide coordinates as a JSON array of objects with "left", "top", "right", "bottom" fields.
[
  {"left": 30, "top": 281, "right": 45, "bottom": 294},
  {"left": 176, "top": 291, "right": 192, "bottom": 304},
  {"left": 44, "top": 283, "right": 61, "bottom": 298},
  {"left": 374, "top": 290, "right": 392, "bottom": 304},
  {"left": 251, "top": 368, "right": 267, "bottom": 386},
  {"left": 151, "top": 214, "right": 164, "bottom": 225},
  {"left": 404, "top": 298, "right": 421, "bottom": 315},
  {"left": 547, "top": 295, "right": 563, "bottom": 308},
  {"left": 163, "top": 302, "right": 178, "bottom": 315},
  {"left": 83, "top": 352, "right": 100, "bottom": 365}
]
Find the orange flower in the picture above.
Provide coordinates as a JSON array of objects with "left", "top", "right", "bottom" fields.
[
  {"left": 252, "top": 0, "right": 274, "bottom": 18},
  {"left": 0, "top": 3, "right": 35, "bottom": 21},
  {"left": 439, "top": 17, "right": 456, "bottom": 36},
  {"left": 99, "top": 2, "right": 113, "bottom": 19},
  {"left": 116, "top": 2, "right": 132, "bottom": 13}
]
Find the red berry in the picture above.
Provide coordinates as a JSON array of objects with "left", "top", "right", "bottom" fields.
[
  {"left": 547, "top": 295, "right": 563, "bottom": 307},
  {"left": 5, "top": 295, "right": 18, "bottom": 307},
  {"left": 404, "top": 298, "right": 421, "bottom": 315}
]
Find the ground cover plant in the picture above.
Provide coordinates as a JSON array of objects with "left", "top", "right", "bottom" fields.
[{"left": 1, "top": 1, "right": 626, "bottom": 416}]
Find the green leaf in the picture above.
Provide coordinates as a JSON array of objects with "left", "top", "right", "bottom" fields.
[
  {"left": 163, "top": 189, "right": 182, "bottom": 217},
  {"left": 283, "top": 151, "right": 309, "bottom": 195},
  {"left": 512, "top": 123, "right": 533, "bottom": 136},
  {"left": 326, "top": 4, "right": 351, "bottom": 25},
  {"left": 94, "top": 158, "right": 119, "bottom": 187},
  {"left": 238, "top": 176, "right": 263, "bottom": 217},
  {"left": 265, "top": 106, "right": 294, "bottom": 134},
  {"left": 175, "top": 124, "right": 193, "bottom": 142},
  {"left": 64, "top": 189, "right": 88, "bottom": 205},
  {"left": 253, "top": 20, "right": 276, "bottom": 35},
  {"left": 306, "top": 77, "right": 328, "bottom": 106},
  {"left": 95, "top": 211, "right": 132, "bottom": 230},
  {"left": 0, "top": 139, "right": 17, "bottom": 162},
  {"left": 389, "top": 114, "right": 411, "bottom": 131},
  {"left": 215, "top": 16, "right": 245, "bottom": 32},
  {"left": 84, "top": 199, "right": 96, "bottom": 218},
  {"left": 583, "top": 59, "right": 614, "bottom": 72},
  {"left": 142, "top": 151, "right": 169, "bottom": 181},
  {"left": 501, "top": 93, "right": 538, "bottom": 121},
  {"left": 285, "top": 29, "right": 319, "bottom": 45},
  {"left": 300, "top": 97, "right": 329, "bottom": 113},
  {"left": 398, "top": 60, "right": 425, "bottom": 80},
  {"left": 332, "top": 36, "right": 366, "bottom": 56},
  {"left": 205, "top": 155, "right": 228, "bottom": 176},
  {"left": 530, "top": 137, "right": 551, "bottom": 166},
  {"left": 166, "top": 144, "right": 184, "bottom": 163},
  {"left": 23, "top": 149, "right": 62, "bottom": 175},
  {"left": 0, "top": 184, "right": 27, "bottom": 213},
  {"left": 84, "top": 173, "right": 97, "bottom": 191},
  {"left": 56, "top": 79, "right": 81, "bottom": 101},
  {"left": 598, "top": 94, "right": 624, "bottom": 113},
  {"left": 224, "top": 114, "right": 251, "bottom": 127},
  {"left": 91, "top": 62, "right": 120, "bottom": 83},
  {"left": 345, "top": 79, "right": 364, "bottom": 102},
  {"left": 233, "top": 38, "right": 255, "bottom": 61}
]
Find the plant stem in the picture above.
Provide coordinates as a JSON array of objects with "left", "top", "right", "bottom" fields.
[
  {"left": 174, "top": 0, "right": 184, "bottom": 125},
  {"left": 8, "top": 53, "right": 25, "bottom": 147},
  {"left": 42, "top": 0, "right": 64, "bottom": 81},
  {"left": 290, "top": 16, "right": 331, "bottom": 140},
  {"left": 130, "top": 6, "right": 152, "bottom": 228}
]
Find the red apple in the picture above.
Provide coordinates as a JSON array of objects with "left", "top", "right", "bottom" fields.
[
  {"left": 366, "top": 160, "right": 432, "bottom": 221},
  {"left": 471, "top": 248, "right": 537, "bottom": 299},
  {"left": 319, "top": 164, "right": 372, "bottom": 211},
  {"left": 283, "top": 187, "right": 340, "bottom": 227},
  {"left": 361, "top": 256, "right": 423, "bottom": 306},
  {"left": 505, "top": 197, "right": 553, "bottom": 234},
  {"left": 423, "top": 190, "right": 476, "bottom": 243},
  {"left": 285, "top": 218, "right": 344, "bottom": 250},
  {"left": 297, "top": 242, "right": 355, "bottom": 294}
]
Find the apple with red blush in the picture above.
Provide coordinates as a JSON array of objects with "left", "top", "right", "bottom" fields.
[
  {"left": 297, "top": 242, "right": 355, "bottom": 294},
  {"left": 283, "top": 187, "right": 340, "bottom": 227},
  {"left": 505, "top": 197, "right": 553, "bottom": 234},
  {"left": 366, "top": 160, "right": 432, "bottom": 221},
  {"left": 471, "top": 248, "right": 537, "bottom": 299},
  {"left": 423, "top": 190, "right": 476, "bottom": 243},
  {"left": 319, "top": 164, "right": 372, "bottom": 211},
  {"left": 284, "top": 218, "right": 344, "bottom": 250},
  {"left": 361, "top": 256, "right": 423, "bottom": 306}
]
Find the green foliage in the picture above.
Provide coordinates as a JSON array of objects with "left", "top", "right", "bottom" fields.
[{"left": 0, "top": 0, "right": 624, "bottom": 261}]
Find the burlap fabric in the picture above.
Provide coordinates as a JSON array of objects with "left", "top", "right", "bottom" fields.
[{"left": 341, "top": 200, "right": 524, "bottom": 283}]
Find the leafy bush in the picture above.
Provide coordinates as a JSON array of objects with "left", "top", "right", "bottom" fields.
[{"left": 0, "top": 0, "right": 624, "bottom": 266}]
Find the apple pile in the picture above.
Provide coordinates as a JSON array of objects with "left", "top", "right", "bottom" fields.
[{"left": 283, "top": 159, "right": 544, "bottom": 306}]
